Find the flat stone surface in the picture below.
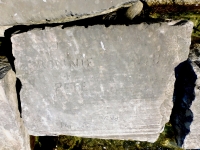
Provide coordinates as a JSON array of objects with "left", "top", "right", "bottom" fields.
[
  {"left": 12, "top": 22, "right": 192, "bottom": 142},
  {"left": 183, "top": 44, "right": 200, "bottom": 149},
  {"left": 0, "top": 70, "right": 30, "bottom": 150},
  {"left": 0, "top": 0, "right": 136, "bottom": 26}
]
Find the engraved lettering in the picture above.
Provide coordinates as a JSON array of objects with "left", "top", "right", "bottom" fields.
[
  {"left": 64, "top": 83, "right": 74, "bottom": 94},
  {"left": 37, "top": 60, "right": 45, "bottom": 69},
  {"left": 70, "top": 59, "right": 78, "bottom": 69},
  {"left": 99, "top": 115, "right": 119, "bottom": 122},
  {"left": 55, "top": 83, "right": 62, "bottom": 92},
  {"left": 60, "top": 122, "right": 71, "bottom": 129},
  {"left": 87, "top": 58, "right": 94, "bottom": 67}
]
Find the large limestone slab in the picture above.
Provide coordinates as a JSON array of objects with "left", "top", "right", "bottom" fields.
[
  {"left": 0, "top": 0, "right": 137, "bottom": 26},
  {"left": 0, "top": 69, "right": 30, "bottom": 150},
  {"left": 183, "top": 44, "right": 200, "bottom": 149},
  {"left": 12, "top": 22, "right": 193, "bottom": 142}
]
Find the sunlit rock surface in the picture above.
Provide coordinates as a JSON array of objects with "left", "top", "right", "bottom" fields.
[
  {"left": 0, "top": 0, "right": 138, "bottom": 26},
  {"left": 12, "top": 22, "right": 193, "bottom": 142},
  {"left": 0, "top": 70, "right": 30, "bottom": 150}
]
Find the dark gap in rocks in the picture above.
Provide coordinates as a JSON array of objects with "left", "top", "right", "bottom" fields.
[
  {"left": 170, "top": 59, "right": 197, "bottom": 147},
  {"left": 0, "top": 37, "right": 22, "bottom": 118},
  {"left": 0, "top": 37, "right": 15, "bottom": 72},
  {"left": 0, "top": 38, "right": 12, "bottom": 79},
  {"left": 32, "top": 136, "right": 58, "bottom": 150},
  {"left": 2, "top": 30, "right": 23, "bottom": 118},
  {"left": 16, "top": 78, "right": 22, "bottom": 118}
]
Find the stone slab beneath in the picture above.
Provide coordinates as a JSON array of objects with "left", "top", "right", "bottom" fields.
[{"left": 12, "top": 22, "right": 193, "bottom": 142}]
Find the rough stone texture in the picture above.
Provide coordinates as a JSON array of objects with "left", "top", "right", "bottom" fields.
[
  {"left": 183, "top": 44, "right": 200, "bottom": 149},
  {"left": 0, "top": 70, "right": 30, "bottom": 150},
  {"left": 12, "top": 22, "right": 193, "bottom": 142},
  {"left": 0, "top": 0, "right": 137, "bottom": 26}
]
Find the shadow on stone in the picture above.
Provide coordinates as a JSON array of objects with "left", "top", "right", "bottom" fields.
[
  {"left": 16, "top": 78, "right": 22, "bottom": 118},
  {"left": 170, "top": 59, "right": 197, "bottom": 147},
  {"left": 33, "top": 136, "right": 58, "bottom": 150}
]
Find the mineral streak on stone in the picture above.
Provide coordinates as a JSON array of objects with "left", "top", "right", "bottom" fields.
[
  {"left": 0, "top": 70, "right": 30, "bottom": 150},
  {"left": 0, "top": 0, "right": 138, "bottom": 26},
  {"left": 183, "top": 44, "right": 200, "bottom": 149},
  {"left": 12, "top": 22, "right": 193, "bottom": 142}
]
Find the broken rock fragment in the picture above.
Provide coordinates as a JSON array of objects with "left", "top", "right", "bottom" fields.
[
  {"left": 12, "top": 22, "right": 193, "bottom": 142},
  {"left": 0, "top": 70, "right": 30, "bottom": 150},
  {"left": 183, "top": 44, "right": 200, "bottom": 149}
]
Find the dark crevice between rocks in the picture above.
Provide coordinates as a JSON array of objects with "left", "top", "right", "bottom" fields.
[
  {"left": 16, "top": 78, "right": 22, "bottom": 118},
  {"left": 1, "top": 29, "right": 23, "bottom": 118},
  {"left": 170, "top": 59, "right": 197, "bottom": 147},
  {"left": 0, "top": 38, "right": 12, "bottom": 79}
]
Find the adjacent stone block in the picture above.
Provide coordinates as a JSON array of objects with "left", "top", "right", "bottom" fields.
[
  {"left": 183, "top": 44, "right": 200, "bottom": 149},
  {"left": 0, "top": 0, "right": 137, "bottom": 26},
  {"left": 0, "top": 69, "right": 30, "bottom": 150},
  {"left": 12, "top": 22, "right": 193, "bottom": 142}
]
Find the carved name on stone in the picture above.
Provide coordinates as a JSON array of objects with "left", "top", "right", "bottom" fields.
[{"left": 12, "top": 22, "right": 193, "bottom": 142}]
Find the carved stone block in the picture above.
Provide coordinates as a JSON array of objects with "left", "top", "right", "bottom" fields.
[{"left": 12, "top": 22, "right": 193, "bottom": 142}]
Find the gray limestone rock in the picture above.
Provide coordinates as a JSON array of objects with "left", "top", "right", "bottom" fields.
[
  {"left": 183, "top": 44, "right": 200, "bottom": 149},
  {"left": 0, "top": 0, "right": 138, "bottom": 26},
  {"left": 11, "top": 22, "right": 193, "bottom": 142},
  {"left": 0, "top": 69, "right": 30, "bottom": 150}
]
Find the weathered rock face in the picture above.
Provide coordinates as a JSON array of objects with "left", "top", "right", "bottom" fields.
[
  {"left": 12, "top": 22, "right": 192, "bottom": 142},
  {"left": 0, "top": 0, "right": 137, "bottom": 26},
  {"left": 0, "top": 69, "right": 30, "bottom": 150},
  {"left": 183, "top": 44, "right": 200, "bottom": 149}
]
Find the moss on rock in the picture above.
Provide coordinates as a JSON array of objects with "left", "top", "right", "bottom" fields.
[{"left": 31, "top": 122, "right": 183, "bottom": 150}]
